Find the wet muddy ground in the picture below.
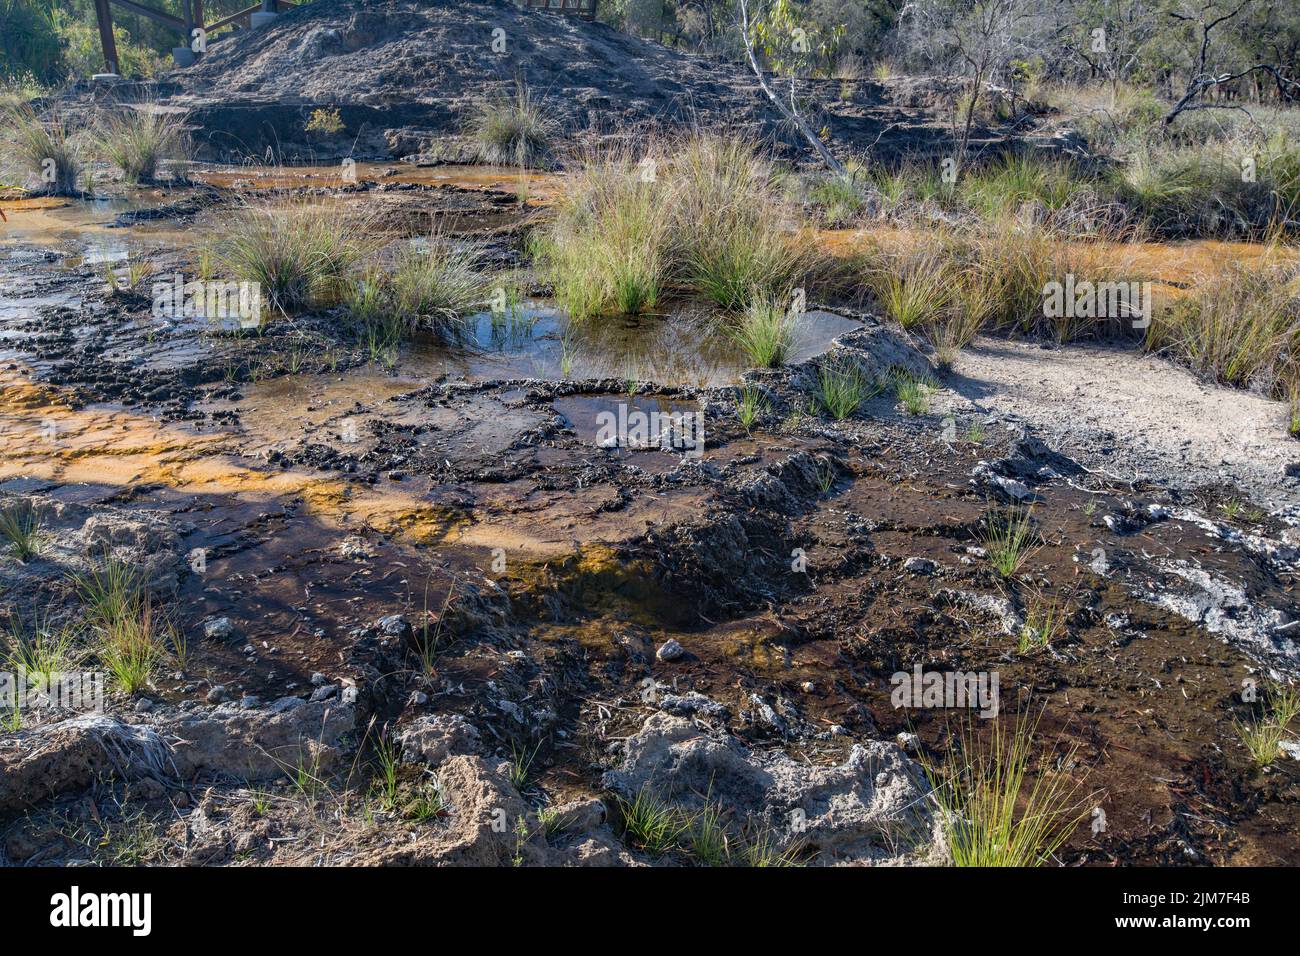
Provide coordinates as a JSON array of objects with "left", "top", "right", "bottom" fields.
[{"left": 1, "top": 164, "right": 1297, "bottom": 867}]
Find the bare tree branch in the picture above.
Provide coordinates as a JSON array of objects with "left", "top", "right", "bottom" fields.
[{"left": 737, "top": 0, "right": 847, "bottom": 175}]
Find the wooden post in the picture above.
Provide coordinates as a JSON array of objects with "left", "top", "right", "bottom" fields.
[{"left": 93, "top": 0, "right": 121, "bottom": 75}]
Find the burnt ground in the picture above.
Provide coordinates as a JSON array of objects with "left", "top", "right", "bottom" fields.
[
  {"left": 64, "top": 0, "right": 1014, "bottom": 165},
  {"left": 1, "top": 171, "right": 1298, "bottom": 867}
]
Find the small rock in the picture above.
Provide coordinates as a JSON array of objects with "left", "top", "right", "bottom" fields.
[
  {"left": 903, "top": 557, "right": 936, "bottom": 575},
  {"left": 659, "top": 692, "right": 730, "bottom": 720},
  {"left": 309, "top": 684, "right": 339, "bottom": 702},
  {"left": 239, "top": 695, "right": 261, "bottom": 708},
  {"left": 233, "top": 831, "right": 261, "bottom": 855},
  {"left": 206, "top": 685, "right": 230, "bottom": 704},
  {"left": 310, "top": 672, "right": 327, "bottom": 686},
  {"left": 376, "top": 614, "right": 410, "bottom": 638},
  {"left": 201, "top": 616, "right": 233, "bottom": 640},
  {"left": 800, "top": 681, "right": 816, "bottom": 693},
  {"left": 656, "top": 639, "right": 685, "bottom": 662},
  {"left": 134, "top": 698, "right": 154, "bottom": 714}
]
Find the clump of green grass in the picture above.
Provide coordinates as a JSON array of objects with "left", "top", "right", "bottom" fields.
[
  {"left": 982, "top": 506, "right": 1040, "bottom": 578},
  {"left": 291, "top": 747, "right": 328, "bottom": 800},
  {"left": 869, "top": 251, "right": 954, "bottom": 330},
  {"left": 729, "top": 294, "right": 800, "bottom": 368},
  {"left": 371, "top": 728, "right": 402, "bottom": 811},
  {"left": 807, "top": 168, "right": 870, "bottom": 225},
  {"left": 1018, "top": 593, "right": 1065, "bottom": 652},
  {"left": 402, "top": 776, "right": 449, "bottom": 821},
  {"left": 1237, "top": 680, "right": 1300, "bottom": 767},
  {"left": 213, "top": 199, "right": 373, "bottom": 316},
  {"left": 0, "top": 498, "right": 43, "bottom": 561},
  {"left": 813, "top": 359, "right": 881, "bottom": 420},
  {"left": 3, "top": 611, "right": 82, "bottom": 690},
  {"left": 814, "top": 456, "right": 836, "bottom": 493},
  {"left": 411, "top": 579, "right": 455, "bottom": 679},
  {"left": 892, "top": 368, "right": 936, "bottom": 415},
  {"left": 531, "top": 148, "right": 670, "bottom": 319},
  {"left": 342, "top": 268, "right": 402, "bottom": 363},
  {"left": 101, "top": 245, "right": 155, "bottom": 295},
  {"left": 1237, "top": 717, "right": 1287, "bottom": 767},
  {"left": 687, "top": 801, "right": 733, "bottom": 866},
  {"left": 739, "top": 824, "right": 804, "bottom": 866},
  {"left": 1144, "top": 255, "right": 1299, "bottom": 400},
  {"left": 1270, "top": 681, "right": 1300, "bottom": 729},
  {"left": 534, "top": 134, "right": 814, "bottom": 317},
  {"left": 466, "top": 86, "right": 558, "bottom": 168},
  {"left": 389, "top": 237, "right": 484, "bottom": 333},
  {"left": 674, "top": 135, "right": 814, "bottom": 310},
  {"left": 0, "top": 101, "right": 81, "bottom": 195},
  {"left": 618, "top": 788, "right": 689, "bottom": 855},
  {"left": 72, "top": 555, "right": 166, "bottom": 693},
  {"left": 509, "top": 739, "right": 542, "bottom": 791},
  {"left": 93, "top": 107, "right": 189, "bottom": 184},
  {"left": 735, "top": 385, "right": 769, "bottom": 433},
  {"left": 923, "top": 710, "right": 1091, "bottom": 866},
  {"left": 98, "top": 596, "right": 167, "bottom": 695}
]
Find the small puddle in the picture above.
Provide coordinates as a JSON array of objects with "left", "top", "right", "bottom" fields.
[
  {"left": 386, "top": 304, "right": 858, "bottom": 387},
  {"left": 554, "top": 393, "right": 701, "bottom": 452}
]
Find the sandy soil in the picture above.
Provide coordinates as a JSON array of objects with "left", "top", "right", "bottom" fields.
[{"left": 938, "top": 338, "right": 1300, "bottom": 515}]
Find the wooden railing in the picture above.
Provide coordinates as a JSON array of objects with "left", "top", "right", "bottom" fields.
[{"left": 92, "top": 0, "right": 299, "bottom": 75}]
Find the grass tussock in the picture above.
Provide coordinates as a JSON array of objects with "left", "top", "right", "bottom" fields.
[
  {"left": 341, "top": 235, "right": 484, "bottom": 348},
  {"left": 859, "top": 220, "right": 1149, "bottom": 364},
  {"left": 1236, "top": 680, "right": 1300, "bottom": 767},
  {"left": 531, "top": 148, "right": 670, "bottom": 319},
  {"left": 982, "top": 505, "right": 1040, "bottom": 578},
  {"left": 72, "top": 555, "right": 168, "bottom": 694},
  {"left": 728, "top": 294, "right": 801, "bottom": 368},
  {"left": 212, "top": 199, "right": 375, "bottom": 316},
  {"left": 1, "top": 100, "right": 81, "bottom": 195},
  {"left": 923, "top": 710, "right": 1091, "bottom": 867},
  {"left": 3, "top": 610, "right": 82, "bottom": 690},
  {"left": 1144, "top": 254, "right": 1300, "bottom": 400},
  {"left": 813, "top": 358, "right": 882, "bottom": 420},
  {"left": 735, "top": 385, "right": 769, "bottom": 433},
  {"left": 616, "top": 789, "right": 803, "bottom": 866},
  {"left": 535, "top": 134, "right": 816, "bottom": 318},
  {"left": 0, "top": 498, "right": 43, "bottom": 561},
  {"left": 466, "top": 87, "right": 558, "bottom": 168},
  {"left": 93, "top": 107, "right": 189, "bottom": 184}
]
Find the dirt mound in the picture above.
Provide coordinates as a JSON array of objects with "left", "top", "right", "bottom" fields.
[
  {"left": 141, "top": 0, "right": 968, "bottom": 163},
  {"left": 166, "top": 0, "right": 786, "bottom": 160}
]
